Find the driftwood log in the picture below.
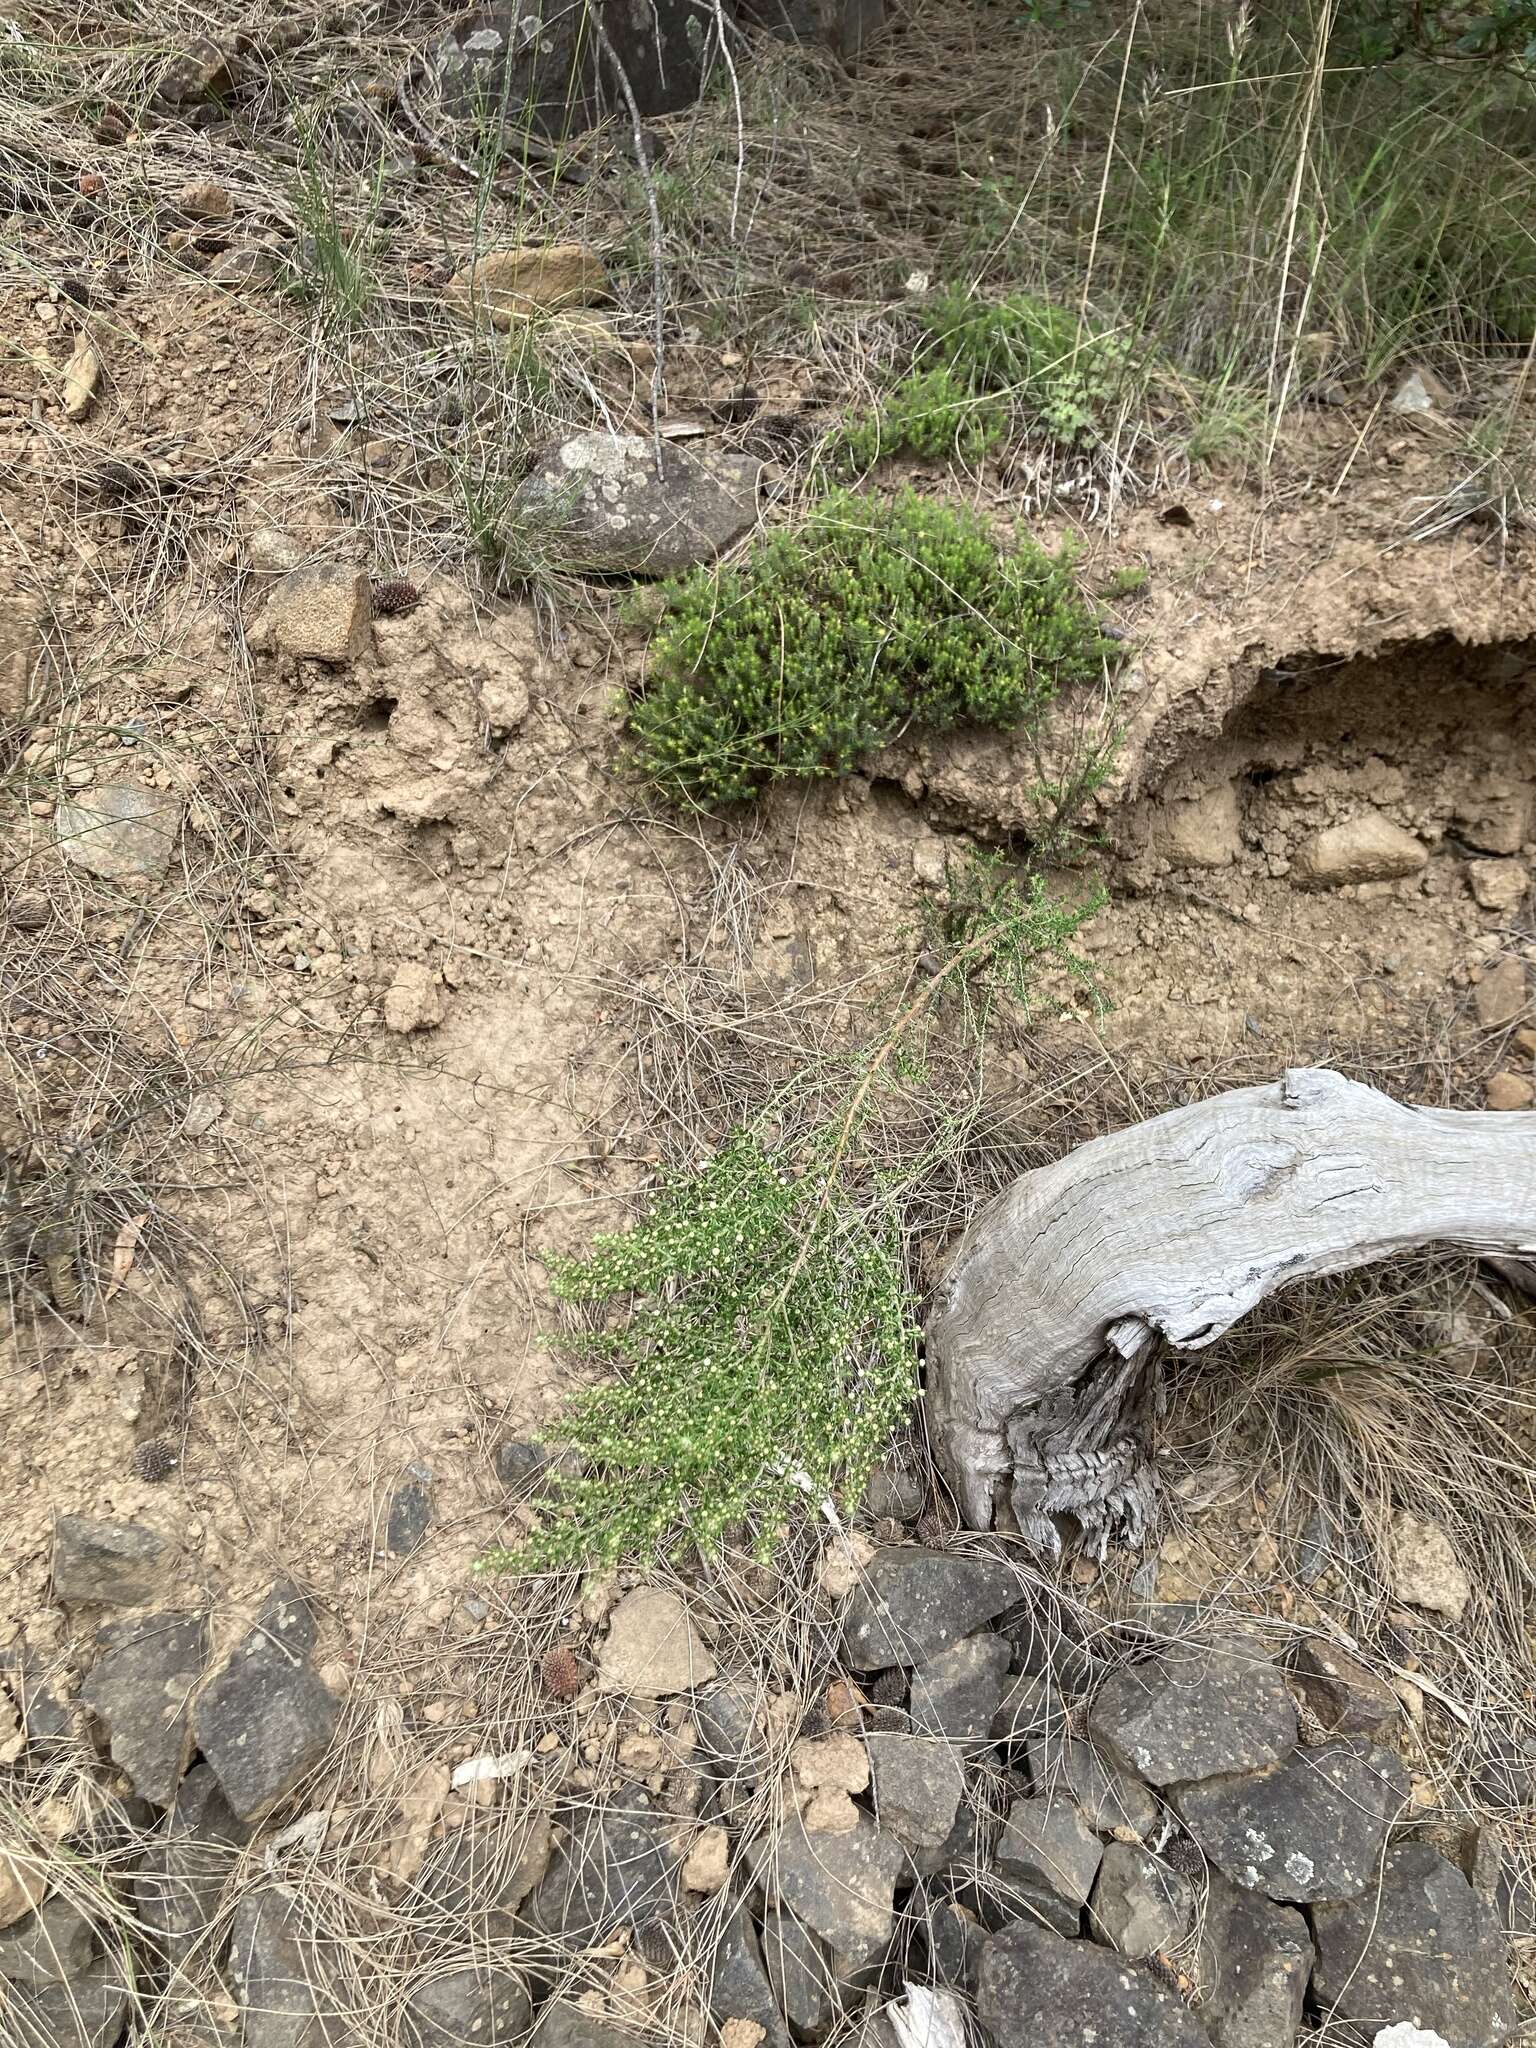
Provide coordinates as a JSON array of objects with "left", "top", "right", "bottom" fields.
[{"left": 926, "top": 1067, "right": 1536, "bottom": 1553}]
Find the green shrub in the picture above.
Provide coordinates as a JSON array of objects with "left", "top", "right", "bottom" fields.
[
  {"left": 836, "top": 364, "right": 1007, "bottom": 470},
  {"left": 628, "top": 490, "right": 1115, "bottom": 808},
  {"left": 921, "top": 289, "right": 1131, "bottom": 446}
]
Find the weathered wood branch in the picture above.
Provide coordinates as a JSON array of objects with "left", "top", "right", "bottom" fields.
[{"left": 926, "top": 1067, "right": 1536, "bottom": 1550}]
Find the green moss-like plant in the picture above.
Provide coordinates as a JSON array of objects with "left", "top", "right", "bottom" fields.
[
  {"left": 627, "top": 489, "right": 1115, "bottom": 809},
  {"left": 920, "top": 289, "right": 1131, "bottom": 447}
]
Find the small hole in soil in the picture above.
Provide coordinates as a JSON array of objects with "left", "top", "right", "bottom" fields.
[{"left": 361, "top": 694, "right": 397, "bottom": 734}]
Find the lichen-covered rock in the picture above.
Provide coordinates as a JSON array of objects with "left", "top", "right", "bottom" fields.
[
  {"left": 52, "top": 1516, "right": 173, "bottom": 1606},
  {"left": 195, "top": 1592, "right": 341, "bottom": 1821},
  {"left": 1311, "top": 1842, "right": 1515, "bottom": 2048},
  {"left": 1195, "top": 1868, "right": 1312, "bottom": 2048},
  {"left": 1088, "top": 1843, "right": 1193, "bottom": 1961},
  {"left": 840, "top": 1547, "right": 1016, "bottom": 1671},
  {"left": 760, "top": 1907, "right": 836, "bottom": 2039},
  {"left": 228, "top": 1886, "right": 340, "bottom": 2048},
  {"left": 1090, "top": 1637, "right": 1297, "bottom": 1786},
  {"left": 708, "top": 1900, "right": 793, "bottom": 2048},
  {"left": 1173, "top": 1739, "right": 1410, "bottom": 1903},
  {"left": 6, "top": 1952, "right": 130, "bottom": 2048},
  {"left": 509, "top": 432, "right": 761, "bottom": 576},
  {"left": 749, "top": 1811, "right": 905, "bottom": 1967}
]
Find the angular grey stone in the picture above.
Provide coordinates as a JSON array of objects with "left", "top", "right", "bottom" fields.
[
  {"left": 1287, "top": 1639, "right": 1397, "bottom": 1737},
  {"left": 840, "top": 1548, "right": 1016, "bottom": 1672},
  {"left": 906, "top": 1893, "right": 986, "bottom": 1991},
  {"left": 1091, "top": 1639, "right": 1297, "bottom": 1787},
  {"left": 761, "top": 1908, "right": 835, "bottom": 2039},
  {"left": 493, "top": 1439, "right": 549, "bottom": 1491},
  {"left": 532, "top": 2009, "right": 649, "bottom": 2048},
  {"left": 52, "top": 1517, "right": 172, "bottom": 1607},
  {"left": 864, "top": 1732, "right": 965, "bottom": 1851},
  {"left": 977, "top": 1921, "right": 1211, "bottom": 2046},
  {"left": 257, "top": 1579, "right": 319, "bottom": 1658},
  {"left": 909, "top": 1634, "right": 1010, "bottom": 1752},
  {"left": 431, "top": 0, "right": 716, "bottom": 137},
  {"left": 386, "top": 1465, "right": 432, "bottom": 1556},
  {"left": 1311, "top": 1841, "right": 1515, "bottom": 2048},
  {"left": 409, "top": 1810, "right": 553, "bottom": 1936},
  {"left": 527, "top": 1794, "right": 678, "bottom": 1943},
  {"left": 7, "top": 1953, "right": 130, "bottom": 2048},
  {"left": 1088, "top": 1842, "right": 1192, "bottom": 1961},
  {"left": 56, "top": 783, "right": 181, "bottom": 886},
  {"left": 863, "top": 1454, "right": 924, "bottom": 1522},
  {"left": 229, "top": 1887, "right": 345, "bottom": 2048},
  {"left": 0, "top": 1642, "right": 74, "bottom": 1748},
  {"left": 1026, "top": 1735, "right": 1160, "bottom": 1839},
  {"left": 750, "top": 1811, "right": 906, "bottom": 1966},
  {"left": 403, "top": 1965, "right": 532, "bottom": 2048},
  {"left": 1000, "top": 1594, "right": 1108, "bottom": 1697},
  {"left": 1173, "top": 1739, "right": 1410, "bottom": 1902},
  {"left": 991, "top": 1672, "right": 1068, "bottom": 1747},
  {"left": 196, "top": 1597, "right": 341, "bottom": 1822},
  {"left": 81, "top": 1610, "right": 207, "bottom": 1805},
  {"left": 1194, "top": 1869, "right": 1312, "bottom": 2048},
  {"left": 134, "top": 1761, "right": 252, "bottom": 1968},
  {"left": 995, "top": 1796, "right": 1102, "bottom": 1908},
  {"left": 0, "top": 1893, "right": 97, "bottom": 1986},
  {"left": 510, "top": 432, "right": 761, "bottom": 576},
  {"left": 708, "top": 1901, "right": 792, "bottom": 2048}
]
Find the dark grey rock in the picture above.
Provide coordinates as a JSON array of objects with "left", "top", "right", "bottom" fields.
[
  {"left": 991, "top": 1672, "right": 1068, "bottom": 1747},
  {"left": 55, "top": 783, "right": 182, "bottom": 886},
  {"left": 900, "top": 1888, "right": 986, "bottom": 1991},
  {"left": 52, "top": 1516, "right": 172, "bottom": 1607},
  {"left": 386, "top": 1465, "right": 432, "bottom": 1556},
  {"left": 906, "top": 1776, "right": 997, "bottom": 1883},
  {"left": 195, "top": 1596, "right": 341, "bottom": 1821},
  {"left": 527, "top": 1794, "right": 678, "bottom": 1943},
  {"left": 840, "top": 1548, "right": 1017, "bottom": 1672},
  {"left": 403, "top": 1965, "right": 532, "bottom": 2048},
  {"left": 864, "top": 1732, "right": 965, "bottom": 1851},
  {"left": 708, "top": 1901, "right": 792, "bottom": 2048},
  {"left": 257, "top": 1579, "right": 319, "bottom": 1658},
  {"left": 532, "top": 2009, "right": 649, "bottom": 2048},
  {"left": 229, "top": 1887, "right": 345, "bottom": 2048},
  {"left": 909, "top": 1634, "right": 1010, "bottom": 1752},
  {"left": 761, "top": 1908, "right": 835, "bottom": 2039},
  {"left": 750, "top": 1811, "right": 905, "bottom": 1967},
  {"left": 6, "top": 1953, "right": 130, "bottom": 2048},
  {"left": 1194, "top": 1869, "right": 1312, "bottom": 2048},
  {"left": 1000, "top": 1593, "right": 1108, "bottom": 1697},
  {"left": 0, "top": 1642, "right": 74, "bottom": 1748},
  {"left": 1088, "top": 1843, "right": 1192, "bottom": 1960},
  {"left": 738, "top": 0, "right": 885, "bottom": 61},
  {"left": 995, "top": 1796, "right": 1102, "bottom": 1908},
  {"left": 1287, "top": 1638, "right": 1397, "bottom": 1737},
  {"left": 1474, "top": 1725, "right": 1536, "bottom": 1811},
  {"left": 493, "top": 1438, "right": 549, "bottom": 1491},
  {"left": 976, "top": 1921, "right": 1211, "bottom": 2046},
  {"left": 410, "top": 1810, "right": 553, "bottom": 1936},
  {"left": 1091, "top": 1638, "right": 1297, "bottom": 1787},
  {"left": 1172, "top": 1739, "right": 1410, "bottom": 1902},
  {"left": 0, "top": 1893, "right": 98, "bottom": 1986},
  {"left": 863, "top": 1454, "right": 924, "bottom": 1523},
  {"left": 1026, "top": 1735, "right": 1160, "bottom": 1839},
  {"left": 431, "top": 0, "right": 717, "bottom": 138},
  {"left": 1311, "top": 1840, "right": 1515, "bottom": 2048},
  {"left": 81, "top": 1609, "right": 207, "bottom": 1805},
  {"left": 134, "top": 1761, "right": 252, "bottom": 1968},
  {"left": 509, "top": 432, "right": 761, "bottom": 577}
]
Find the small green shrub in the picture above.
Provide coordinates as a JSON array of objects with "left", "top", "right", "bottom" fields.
[
  {"left": 480, "top": 860, "right": 1103, "bottom": 1572},
  {"left": 921, "top": 289, "right": 1131, "bottom": 446},
  {"left": 628, "top": 490, "right": 1115, "bottom": 808},
  {"left": 836, "top": 364, "right": 1007, "bottom": 471}
]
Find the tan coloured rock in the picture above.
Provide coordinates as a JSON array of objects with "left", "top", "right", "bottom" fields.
[
  {"left": 791, "top": 1730, "right": 868, "bottom": 1834},
  {"left": 1455, "top": 789, "right": 1530, "bottom": 856},
  {"left": 682, "top": 1823, "right": 730, "bottom": 1895},
  {"left": 0, "top": 1846, "right": 45, "bottom": 1931},
  {"left": 266, "top": 563, "right": 372, "bottom": 663},
  {"left": 0, "top": 590, "right": 42, "bottom": 718},
  {"left": 1292, "top": 811, "right": 1426, "bottom": 888},
  {"left": 1474, "top": 956, "right": 1528, "bottom": 1030},
  {"left": 1159, "top": 782, "right": 1240, "bottom": 869},
  {"left": 597, "top": 1587, "right": 716, "bottom": 1697},
  {"left": 1470, "top": 860, "right": 1529, "bottom": 913},
  {"left": 179, "top": 179, "right": 234, "bottom": 221},
  {"left": 447, "top": 243, "right": 608, "bottom": 329},
  {"left": 1486, "top": 1072, "right": 1535, "bottom": 1111},
  {"left": 62, "top": 329, "right": 101, "bottom": 421},
  {"left": 1388, "top": 1512, "right": 1471, "bottom": 1622},
  {"left": 383, "top": 963, "right": 445, "bottom": 1036}
]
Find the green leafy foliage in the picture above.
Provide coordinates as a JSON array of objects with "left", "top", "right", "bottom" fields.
[
  {"left": 480, "top": 860, "right": 1103, "bottom": 1574},
  {"left": 836, "top": 365, "right": 1007, "bottom": 470},
  {"left": 920, "top": 290, "right": 1131, "bottom": 446},
  {"left": 628, "top": 490, "right": 1116, "bottom": 808}
]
